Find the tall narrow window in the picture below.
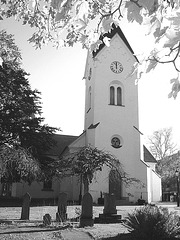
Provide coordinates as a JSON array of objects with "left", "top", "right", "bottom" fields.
[
  {"left": 89, "top": 91, "right": 91, "bottom": 109},
  {"left": 110, "top": 86, "right": 115, "bottom": 105},
  {"left": 117, "top": 87, "right": 122, "bottom": 106},
  {"left": 88, "top": 86, "right": 91, "bottom": 111}
]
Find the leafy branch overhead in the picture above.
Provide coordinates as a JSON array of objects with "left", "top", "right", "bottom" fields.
[{"left": 1, "top": 1, "right": 180, "bottom": 97}]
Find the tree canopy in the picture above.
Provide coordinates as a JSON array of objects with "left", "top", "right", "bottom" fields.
[
  {"left": 148, "top": 127, "right": 179, "bottom": 191},
  {"left": 1, "top": 1, "right": 180, "bottom": 96},
  {"left": 0, "top": 30, "right": 58, "bottom": 183},
  {"left": 52, "top": 145, "right": 142, "bottom": 194},
  {"left": 156, "top": 151, "right": 180, "bottom": 191},
  {"left": 148, "top": 127, "right": 177, "bottom": 160},
  {"left": 0, "top": 30, "right": 22, "bottom": 68}
]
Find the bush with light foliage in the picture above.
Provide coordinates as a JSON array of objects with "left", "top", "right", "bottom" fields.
[{"left": 124, "top": 205, "right": 180, "bottom": 240}]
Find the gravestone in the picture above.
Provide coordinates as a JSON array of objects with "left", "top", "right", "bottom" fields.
[
  {"left": 103, "top": 193, "right": 117, "bottom": 215},
  {"left": 56, "top": 192, "right": 67, "bottom": 222},
  {"left": 94, "top": 193, "right": 122, "bottom": 223},
  {"left": 21, "top": 192, "right": 31, "bottom": 220},
  {"left": 80, "top": 192, "right": 94, "bottom": 227},
  {"left": 43, "top": 213, "right": 52, "bottom": 226}
]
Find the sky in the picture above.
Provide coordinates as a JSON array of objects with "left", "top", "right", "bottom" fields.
[{"left": 1, "top": 17, "right": 180, "bottom": 149}]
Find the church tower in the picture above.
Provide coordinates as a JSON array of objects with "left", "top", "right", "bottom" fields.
[{"left": 83, "top": 24, "right": 148, "bottom": 204}]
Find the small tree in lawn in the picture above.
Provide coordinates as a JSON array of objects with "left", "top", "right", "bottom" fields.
[{"left": 53, "top": 145, "right": 141, "bottom": 199}]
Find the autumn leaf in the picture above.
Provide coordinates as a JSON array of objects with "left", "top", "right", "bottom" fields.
[
  {"left": 155, "top": 26, "right": 169, "bottom": 43},
  {"left": 148, "top": 18, "right": 161, "bottom": 36},
  {"left": 101, "top": 17, "right": 114, "bottom": 33},
  {"left": 164, "top": 31, "right": 180, "bottom": 48},
  {"left": 90, "top": 40, "right": 102, "bottom": 53},
  {"left": 125, "top": 1, "right": 143, "bottom": 24},
  {"left": 167, "top": 12, "right": 180, "bottom": 29},
  {"left": 140, "top": 0, "right": 159, "bottom": 15},
  {"left": 51, "top": 0, "right": 63, "bottom": 10},
  {"left": 79, "top": 34, "right": 88, "bottom": 47},
  {"left": 146, "top": 58, "right": 158, "bottom": 73},
  {"left": 168, "top": 77, "right": 180, "bottom": 99},
  {"left": 75, "top": 14, "right": 88, "bottom": 32}
]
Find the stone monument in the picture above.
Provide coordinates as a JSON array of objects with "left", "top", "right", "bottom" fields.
[
  {"left": 21, "top": 192, "right": 31, "bottom": 220},
  {"left": 94, "top": 193, "right": 122, "bottom": 223},
  {"left": 56, "top": 192, "right": 67, "bottom": 222},
  {"left": 43, "top": 213, "right": 52, "bottom": 226},
  {"left": 80, "top": 192, "right": 94, "bottom": 227}
]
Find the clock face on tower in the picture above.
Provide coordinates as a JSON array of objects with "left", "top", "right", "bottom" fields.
[{"left": 110, "top": 61, "right": 123, "bottom": 74}]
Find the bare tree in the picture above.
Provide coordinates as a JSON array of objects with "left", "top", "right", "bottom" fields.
[{"left": 148, "top": 128, "right": 177, "bottom": 160}]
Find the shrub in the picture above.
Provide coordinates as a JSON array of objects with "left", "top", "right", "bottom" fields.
[{"left": 124, "top": 205, "right": 180, "bottom": 240}]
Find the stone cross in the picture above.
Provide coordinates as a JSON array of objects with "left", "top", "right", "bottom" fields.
[
  {"left": 80, "top": 192, "right": 94, "bottom": 227},
  {"left": 43, "top": 213, "right": 52, "bottom": 226},
  {"left": 103, "top": 193, "right": 117, "bottom": 215},
  {"left": 56, "top": 192, "right": 67, "bottom": 222},
  {"left": 21, "top": 192, "right": 31, "bottom": 220}
]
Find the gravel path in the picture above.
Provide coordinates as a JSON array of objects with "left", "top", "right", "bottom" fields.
[{"left": 0, "top": 231, "right": 61, "bottom": 240}]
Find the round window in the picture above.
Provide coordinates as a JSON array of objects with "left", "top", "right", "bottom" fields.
[{"left": 111, "top": 137, "right": 122, "bottom": 148}]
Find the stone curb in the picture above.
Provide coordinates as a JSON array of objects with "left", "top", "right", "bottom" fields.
[{"left": 0, "top": 223, "right": 70, "bottom": 235}]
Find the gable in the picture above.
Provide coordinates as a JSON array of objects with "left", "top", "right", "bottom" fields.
[
  {"left": 93, "top": 23, "right": 138, "bottom": 62},
  {"left": 144, "top": 145, "right": 157, "bottom": 163}
]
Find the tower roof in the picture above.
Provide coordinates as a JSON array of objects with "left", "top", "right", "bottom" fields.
[
  {"left": 44, "top": 134, "right": 78, "bottom": 156},
  {"left": 92, "top": 23, "right": 138, "bottom": 61}
]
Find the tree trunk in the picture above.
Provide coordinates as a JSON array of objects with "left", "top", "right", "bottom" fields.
[
  {"left": 78, "top": 174, "right": 83, "bottom": 204},
  {"left": 83, "top": 177, "right": 89, "bottom": 194}
]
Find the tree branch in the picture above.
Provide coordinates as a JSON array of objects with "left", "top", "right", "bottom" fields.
[
  {"left": 148, "top": 42, "right": 180, "bottom": 72},
  {"left": 130, "top": 0, "right": 142, "bottom": 8},
  {"left": 96, "top": 0, "right": 123, "bottom": 32}
]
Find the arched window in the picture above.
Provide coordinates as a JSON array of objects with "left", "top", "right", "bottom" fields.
[
  {"left": 109, "top": 82, "right": 124, "bottom": 106},
  {"left": 110, "top": 86, "right": 115, "bottom": 105},
  {"left": 117, "top": 87, "right": 122, "bottom": 106}
]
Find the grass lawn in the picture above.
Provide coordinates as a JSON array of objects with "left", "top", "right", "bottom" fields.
[{"left": 0, "top": 205, "right": 137, "bottom": 240}]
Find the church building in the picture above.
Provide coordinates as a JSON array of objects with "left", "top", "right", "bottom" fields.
[
  {"left": 0, "top": 24, "right": 162, "bottom": 205},
  {"left": 67, "top": 24, "right": 162, "bottom": 204}
]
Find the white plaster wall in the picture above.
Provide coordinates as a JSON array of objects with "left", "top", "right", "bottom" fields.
[
  {"left": 84, "top": 54, "right": 96, "bottom": 131},
  {"left": 11, "top": 180, "right": 60, "bottom": 199},
  {"left": 85, "top": 34, "right": 148, "bottom": 203},
  {"left": 152, "top": 170, "right": 162, "bottom": 202},
  {"left": 89, "top": 165, "right": 110, "bottom": 202},
  {"left": 147, "top": 168, "right": 162, "bottom": 203},
  {"left": 11, "top": 176, "right": 80, "bottom": 201},
  {"left": 148, "top": 162, "right": 156, "bottom": 171},
  {"left": 59, "top": 176, "right": 80, "bottom": 201}
]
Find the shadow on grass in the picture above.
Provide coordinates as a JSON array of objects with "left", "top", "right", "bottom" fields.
[
  {"left": 101, "top": 233, "right": 131, "bottom": 240},
  {"left": 101, "top": 233, "right": 179, "bottom": 240}
]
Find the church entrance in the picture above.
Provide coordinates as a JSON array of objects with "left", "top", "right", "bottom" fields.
[{"left": 109, "top": 170, "right": 122, "bottom": 200}]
